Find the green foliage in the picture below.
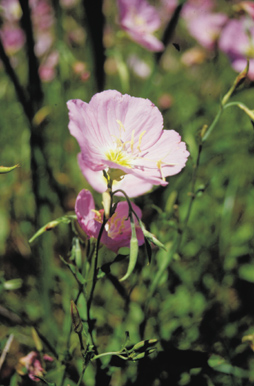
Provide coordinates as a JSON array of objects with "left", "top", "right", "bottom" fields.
[{"left": 1, "top": 1, "right": 254, "bottom": 385}]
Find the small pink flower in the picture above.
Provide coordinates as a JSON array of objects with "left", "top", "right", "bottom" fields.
[
  {"left": 219, "top": 17, "right": 254, "bottom": 79},
  {"left": 67, "top": 90, "right": 189, "bottom": 196},
  {"left": 17, "top": 351, "right": 53, "bottom": 382},
  {"left": 0, "top": 0, "right": 22, "bottom": 21},
  {"left": 0, "top": 25, "right": 25, "bottom": 54},
  {"left": 117, "top": 0, "right": 164, "bottom": 52},
  {"left": 127, "top": 54, "right": 152, "bottom": 78},
  {"left": 75, "top": 189, "right": 144, "bottom": 253}
]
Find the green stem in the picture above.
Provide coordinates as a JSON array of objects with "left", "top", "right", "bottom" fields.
[
  {"left": 86, "top": 217, "right": 108, "bottom": 341},
  {"left": 202, "top": 105, "right": 223, "bottom": 142},
  {"left": 91, "top": 351, "right": 128, "bottom": 361}
]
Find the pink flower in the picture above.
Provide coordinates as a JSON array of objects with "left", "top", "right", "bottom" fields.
[
  {"left": 127, "top": 54, "right": 152, "bottom": 78},
  {"left": 0, "top": 25, "right": 25, "bottom": 54},
  {"left": 67, "top": 90, "right": 189, "bottom": 196},
  {"left": 0, "top": 0, "right": 22, "bottom": 21},
  {"left": 17, "top": 351, "right": 53, "bottom": 382},
  {"left": 77, "top": 157, "right": 153, "bottom": 197},
  {"left": 219, "top": 17, "right": 254, "bottom": 79},
  {"left": 185, "top": 12, "right": 227, "bottom": 50},
  {"left": 75, "top": 189, "right": 144, "bottom": 253},
  {"left": 182, "top": 0, "right": 227, "bottom": 50},
  {"left": 182, "top": 0, "right": 214, "bottom": 20},
  {"left": 117, "top": 0, "right": 164, "bottom": 52}
]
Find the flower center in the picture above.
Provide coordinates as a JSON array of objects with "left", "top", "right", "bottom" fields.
[
  {"left": 105, "top": 213, "right": 127, "bottom": 239},
  {"left": 246, "top": 44, "right": 254, "bottom": 58},
  {"left": 105, "top": 148, "right": 132, "bottom": 168},
  {"left": 105, "top": 120, "right": 147, "bottom": 170}
]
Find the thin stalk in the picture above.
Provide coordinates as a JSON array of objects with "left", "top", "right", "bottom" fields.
[
  {"left": 86, "top": 217, "right": 108, "bottom": 335},
  {"left": 202, "top": 105, "right": 223, "bottom": 143}
]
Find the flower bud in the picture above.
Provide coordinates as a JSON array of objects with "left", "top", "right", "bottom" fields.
[
  {"left": 70, "top": 300, "right": 83, "bottom": 334},
  {"left": 131, "top": 339, "right": 158, "bottom": 353}
]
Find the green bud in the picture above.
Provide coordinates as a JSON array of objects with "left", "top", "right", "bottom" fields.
[
  {"left": 32, "top": 327, "right": 43, "bottom": 352},
  {"left": 132, "top": 339, "right": 158, "bottom": 353},
  {"left": 102, "top": 190, "right": 111, "bottom": 219},
  {"left": 3, "top": 278, "right": 22, "bottom": 290}
]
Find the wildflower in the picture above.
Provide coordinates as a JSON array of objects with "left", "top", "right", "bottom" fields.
[
  {"left": 182, "top": 0, "right": 227, "bottom": 50},
  {"left": 117, "top": 0, "right": 164, "bottom": 52},
  {"left": 67, "top": 90, "right": 189, "bottom": 196},
  {"left": 17, "top": 351, "right": 53, "bottom": 382},
  {"left": 75, "top": 189, "right": 144, "bottom": 253},
  {"left": 219, "top": 17, "right": 254, "bottom": 79}
]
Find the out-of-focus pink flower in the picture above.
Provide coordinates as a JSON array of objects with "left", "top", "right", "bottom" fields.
[
  {"left": 117, "top": 0, "right": 164, "bottom": 52},
  {"left": 182, "top": 0, "right": 214, "bottom": 20},
  {"left": 186, "top": 12, "right": 227, "bottom": 50},
  {"left": 29, "top": 0, "right": 54, "bottom": 31},
  {"left": 127, "top": 54, "right": 151, "bottom": 78},
  {"left": 39, "top": 50, "right": 59, "bottom": 82},
  {"left": 219, "top": 17, "right": 254, "bottom": 79},
  {"left": 0, "top": 25, "right": 25, "bottom": 54},
  {"left": 67, "top": 90, "right": 189, "bottom": 194},
  {"left": 0, "top": 0, "right": 22, "bottom": 21},
  {"left": 159, "top": 0, "right": 177, "bottom": 23},
  {"left": 75, "top": 189, "right": 144, "bottom": 253},
  {"left": 34, "top": 33, "right": 53, "bottom": 57},
  {"left": 237, "top": 1, "right": 254, "bottom": 19},
  {"left": 182, "top": 0, "right": 227, "bottom": 50},
  {"left": 17, "top": 351, "right": 53, "bottom": 382}
]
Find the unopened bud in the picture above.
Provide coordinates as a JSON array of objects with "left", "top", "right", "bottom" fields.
[
  {"left": 32, "top": 328, "right": 43, "bottom": 352},
  {"left": 102, "top": 190, "right": 111, "bottom": 219},
  {"left": 221, "top": 61, "right": 249, "bottom": 106},
  {"left": 132, "top": 339, "right": 158, "bottom": 353},
  {"left": 200, "top": 124, "right": 208, "bottom": 140},
  {"left": 70, "top": 300, "right": 83, "bottom": 334}
]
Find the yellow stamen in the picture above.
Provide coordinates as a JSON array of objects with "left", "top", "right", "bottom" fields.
[
  {"left": 116, "top": 120, "right": 125, "bottom": 135},
  {"left": 92, "top": 209, "right": 103, "bottom": 223},
  {"left": 130, "top": 130, "right": 135, "bottom": 152},
  {"left": 157, "top": 160, "right": 165, "bottom": 182},
  {"left": 137, "top": 131, "right": 146, "bottom": 152}
]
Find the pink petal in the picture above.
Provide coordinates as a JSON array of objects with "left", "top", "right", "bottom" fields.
[
  {"left": 75, "top": 189, "right": 101, "bottom": 238},
  {"left": 78, "top": 153, "right": 153, "bottom": 197}
]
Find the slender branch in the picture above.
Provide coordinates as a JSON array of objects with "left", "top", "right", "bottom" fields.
[
  {"left": 19, "top": 0, "right": 43, "bottom": 107},
  {"left": 86, "top": 217, "right": 108, "bottom": 345},
  {"left": 0, "top": 37, "right": 32, "bottom": 119}
]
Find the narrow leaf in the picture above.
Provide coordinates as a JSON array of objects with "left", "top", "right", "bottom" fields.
[
  {"left": 0, "top": 164, "right": 19, "bottom": 174},
  {"left": 29, "top": 215, "right": 77, "bottom": 243}
]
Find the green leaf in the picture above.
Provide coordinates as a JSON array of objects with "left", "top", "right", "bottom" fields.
[
  {"left": 239, "top": 264, "right": 254, "bottom": 283},
  {"left": 33, "top": 376, "right": 56, "bottom": 385},
  {"left": 119, "top": 215, "right": 139, "bottom": 282},
  {"left": 208, "top": 354, "right": 250, "bottom": 378},
  {"left": 29, "top": 215, "right": 77, "bottom": 243},
  {"left": 0, "top": 164, "right": 19, "bottom": 174}
]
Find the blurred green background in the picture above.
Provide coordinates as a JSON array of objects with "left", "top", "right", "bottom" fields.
[{"left": 1, "top": 0, "right": 254, "bottom": 385}]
